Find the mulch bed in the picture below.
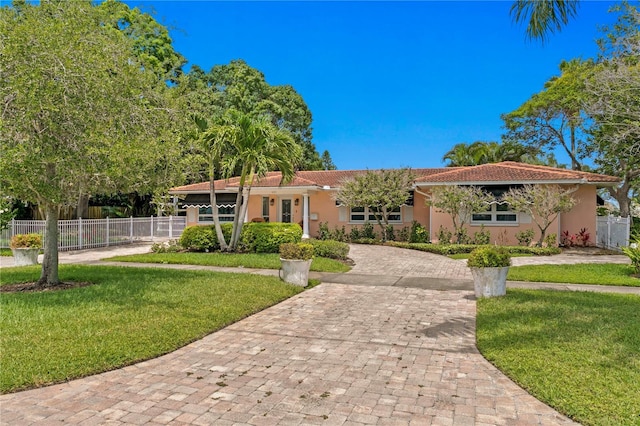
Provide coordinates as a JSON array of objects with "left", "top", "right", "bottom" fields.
[{"left": 0, "top": 281, "right": 93, "bottom": 294}]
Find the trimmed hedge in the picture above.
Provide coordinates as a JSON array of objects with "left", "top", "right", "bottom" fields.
[
  {"left": 467, "top": 246, "right": 511, "bottom": 268},
  {"left": 307, "top": 239, "right": 350, "bottom": 260},
  {"left": 180, "top": 222, "right": 303, "bottom": 253},
  {"left": 385, "top": 241, "right": 561, "bottom": 256},
  {"left": 240, "top": 222, "right": 302, "bottom": 253},
  {"left": 179, "top": 224, "right": 233, "bottom": 252}
]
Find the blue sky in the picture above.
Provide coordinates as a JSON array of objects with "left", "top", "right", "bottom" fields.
[{"left": 126, "top": 0, "right": 619, "bottom": 170}]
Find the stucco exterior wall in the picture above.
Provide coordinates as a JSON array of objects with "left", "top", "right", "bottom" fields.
[{"left": 183, "top": 184, "right": 597, "bottom": 247}]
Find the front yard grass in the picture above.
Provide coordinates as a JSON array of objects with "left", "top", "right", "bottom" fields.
[
  {"left": 508, "top": 263, "right": 639, "bottom": 286},
  {"left": 477, "top": 289, "right": 640, "bottom": 425},
  {"left": 0, "top": 265, "right": 304, "bottom": 394},
  {"left": 107, "top": 252, "right": 351, "bottom": 273}
]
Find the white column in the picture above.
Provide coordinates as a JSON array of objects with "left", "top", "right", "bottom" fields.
[{"left": 302, "top": 193, "right": 310, "bottom": 239}]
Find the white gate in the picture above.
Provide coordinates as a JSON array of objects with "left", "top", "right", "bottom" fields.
[{"left": 596, "top": 215, "right": 630, "bottom": 251}]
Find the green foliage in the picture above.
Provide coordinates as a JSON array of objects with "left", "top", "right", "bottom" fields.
[
  {"left": 241, "top": 222, "right": 302, "bottom": 253},
  {"left": 477, "top": 290, "right": 640, "bottom": 425},
  {"left": 150, "top": 240, "right": 181, "bottom": 253},
  {"left": 510, "top": 0, "right": 579, "bottom": 42},
  {"left": 472, "top": 226, "right": 491, "bottom": 245},
  {"left": 179, "top": 224, "right": 233, "bottom": 252},
  {"left": 508, "top": 263, "right": 639, "bottom": 286},
  {"left": 0, "top": 265, "right": 303, "bottom": 393},
  {"left": 436, "top": 226, "right": 452, "bottom": 245},
  {"left": 349, "top": 226, "right": 361, "bottom": 242},
  {"left": 307, "top": 240, "right": 350, "bottom": 260},
  {"left": 409, "top": 221, "right": 429, "bottom": 243},
  {"left": 336, "top": 169, "right": 415, "bottom": 240},
  {"left": 544, "top": 232, "right": 557, "bottom": 247},
  {"left": 467, "top": 246, "right": 511, "bottom": 268},
  {"left": 428, "top": 186, "right": 493, "bottom": 243},
  {"left": 108, "top": 252, "right": 350, "bottom": 273},
  {"left": 9, "top": 233, "right": 42, "bottom": 249},
  {"left": 361, "top": 222, "right": 377, "bottom": 240},
  {"left": 386, "top": 241, "right": 561, "bottom": 256},
  {"left": 621, "top": 232, "right": 640, "bottom": 273},
  {"left": 279, "top": 243, "right": 314, "bottom": 260},
  {"left": 502, "top": 185, "right": 576, "bottom": 246},
  {"left": 515, "top": 228, "right": 535, "bottom": 246},
  {"left": 317, "top": 222, "right": 331, "bottom": 240},
  {"left": 442, "top": 140, "right": 546, "bottom": 167},
  {"left": 0, "top": 197, "right": 16, "bottom": 232}
]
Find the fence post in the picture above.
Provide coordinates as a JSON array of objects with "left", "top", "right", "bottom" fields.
[
  {"left": 106, "top": 217, "right": 110, "bottom": 247},
  {"left": 130, "top": 216, "right": 134, "bottom": 242},
  {"left": 150, "top": 215, "right": 154, "bottom": 241},
  {"left": 10, "top": 218, "right": 16, "bottom": 239},
  {"left": 169, "top": 215, "right": 173, "bottom": 239},
  {"left": 79, "top": 217, "right": 83, "bottom": 250}
]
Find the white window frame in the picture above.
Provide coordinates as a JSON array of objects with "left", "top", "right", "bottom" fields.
[
  {"left": 471, "top": 202, "right": 518, "bottom": 226},
  {"left": 349, "top": 206, "right": 402, "bottom": 224},
  {"left": 198, "top": 206, "right": 235, "bottom": 223}
]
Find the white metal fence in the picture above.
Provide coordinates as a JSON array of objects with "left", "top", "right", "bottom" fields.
[
  {"left": 596, "top": 215, "right": 631, "bottom": 251},
  {"left": 1, "top": 216, "right": 186, "bottom": 251}
]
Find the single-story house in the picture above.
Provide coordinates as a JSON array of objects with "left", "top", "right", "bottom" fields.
[{"left": 169, "top": 161, "right": 620, "bottom": 246}]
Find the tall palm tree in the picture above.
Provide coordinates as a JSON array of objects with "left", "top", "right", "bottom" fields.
[{"left": 511, "top": 0, "right": 580, "bottom": 42}]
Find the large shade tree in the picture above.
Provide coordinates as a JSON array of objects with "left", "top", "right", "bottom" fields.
[
  {"left": 0, "top": 1, "right": 175, "bottom": 286},
  {"left": 441, "top": 140, "right": 549, "bottom": 167}
]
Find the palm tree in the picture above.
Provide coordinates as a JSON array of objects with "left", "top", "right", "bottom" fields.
[{"left": 511, "top": 0, "right": 580, "bottom": 42}]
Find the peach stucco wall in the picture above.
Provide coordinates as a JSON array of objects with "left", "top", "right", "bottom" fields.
[{"left": 184, "top": 184, "right": 597, "bottom": 246}]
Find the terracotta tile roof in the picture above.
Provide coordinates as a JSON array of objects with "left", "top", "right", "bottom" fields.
[
  {"left": 169, "top": 162, "right": 619, "bottom": 193},
  {"left": 414, "top": 162, "right": 620, "bottom": 184}
]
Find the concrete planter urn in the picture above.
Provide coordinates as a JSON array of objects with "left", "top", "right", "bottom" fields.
[
  {"left": 12, "top": 248, "right": 40, "bottom": 266},
  {"left": 470, "top": 266, "right": 509, "bottom": 298},
  {"left": 10, "top": 233, "right": 43, "bottom": 267},
  {"left": 467, "top": 246, "right": 511, "bottom": 298},
  {"left": 279, "top": 242, "right": 314, "bottom": 287},
  {"left": 279, "top": 258, "right": 313, "bottom": 287}
]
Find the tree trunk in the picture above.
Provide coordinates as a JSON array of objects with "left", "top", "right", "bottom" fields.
[
  {"left": 608, "top": 182, "right": 632, "bottom": 218},
  {"left": 228, "top": 184, "right": 244, "bottom": 251},
  {"left": 38, "top": 204, "right": 60, "bottom": 287},
  {"left": 76, "top": 193, "right": 89, "bottom": 219},
  {"left": 231, "top": 187, "right": 251, "bottom": 250},
  {"left": 209, "top": 165, "right": 228, "bottom": 251}
]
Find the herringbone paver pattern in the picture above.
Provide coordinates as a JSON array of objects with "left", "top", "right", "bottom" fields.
[{"left": 0, "top": 284, "right": 576, "bottom": 425}]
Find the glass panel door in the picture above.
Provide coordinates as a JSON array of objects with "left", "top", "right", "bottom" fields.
[{"left": 281, "top": 199, "right": 292, "bottom": 223}]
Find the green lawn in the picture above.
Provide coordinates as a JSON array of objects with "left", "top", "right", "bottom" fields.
[
  {"left": 0, "top": 265, "right": 304, "bottom": 393},
  {"left": 107, "top": 252, "right": 351, "bottom": 273},
  {"left": 477, "top": 289, "right": 640, "bottom": 426},
  {"left": 1, "top": 248, "right": 12, "bottom": 256},
  {"left": 508, "top": 263, "right": 640, "bottom": 286},
  {"left": 448, "top": 253, "right": 533, "bottom": 260}
]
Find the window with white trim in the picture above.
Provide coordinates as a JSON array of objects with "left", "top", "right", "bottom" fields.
[
  {"left": 471, "top": 186, "right": 518, "bottom": 224},
  {"left": 198, "top": 206, "right": 235, "bottom": 222},
  {"left": 262, "top": 197, "right": 270, "bottom": 222},
  {"left": 349, "top": 206, "right": 402, "bottom": 223}
]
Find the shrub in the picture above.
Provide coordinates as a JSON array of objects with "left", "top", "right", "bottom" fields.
[
  {"left": 151, "top": 239, "right": 181, "bottom": 253},
  {"left": 241, "top": 222, "right": 302, "bottom": 253},
  {"left": 279, "top": 242, "right": 314, "bottom": 260},
  {"left": 385, "top": 225, "right": 395, "bottom": 242},
  {"left": 544, "top": 233, "right": 557, "bottom": 247},
  {"left": 621, "top": 232, "right": 640, "bottom": 273},
  {"left": 437, "top": 226, "right": 452, "bottom": 245},
  {"left": 409, "top": 221, "right": 429, "bottom": 243},
  {"left": 472, "top": 226, "right": 491, "bottom": 245},
  {"left": 351, "top": 238, "right": 379, "bottom": 245},
  {"left": 515, "top": 229, "right": 535, "bottom": 246},
  {"left": 349, "top": 226, "right": 361, "bottom": 242},
  {"left": 456, "top": 227, "right": 470, "bottom": 244},
  {"left": 361, "top": 222, "right": 377, "bottom": 239},
  {"left": 179, "top": 224, "right": 232, "bottom": 252},
  {"left": 576, "top": 228, "right": 591, "bottom": 247},
  {"left": 386, "top": 241, "right": 561, "bottom": 256},
  {"left": 331, "top": 225, "right": 347, "bottom": 242},
  {"left": 317, "top": 222, "right": 331, "bottom": 240},
  {"left": 397, "top": 226, "right": 410, "bottom": 242},
  {"left": 9, "top": 233, "right": 42, "bottom": 249},
  {"left": 307, "top": 239, "right": 350, "bottom": 260},
  {"left": 467, "top": 246, "right": 511, "bottom": 268}
]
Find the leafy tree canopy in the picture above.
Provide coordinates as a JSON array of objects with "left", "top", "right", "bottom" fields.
[
  {"left": 178, "top": 59, "right": 325, "bottom": 173},
  {"left": 441, "top": 140, "right": 555, "bottom": 167},
  {"left": 0, "top": 0, "right": 176, "bottom": 284}
]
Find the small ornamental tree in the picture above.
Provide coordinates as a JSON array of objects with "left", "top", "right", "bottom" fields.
[
  {"left": 336, "top": 169, "right": 415, "bottom": 241},
  {"left": 427, "top": 186, "right": 493, "bottom": 244},
  {"left": 501, "top": 184, "right": 576, "bottom": 246}
]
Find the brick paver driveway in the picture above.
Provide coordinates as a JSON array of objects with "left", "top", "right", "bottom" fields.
[{"left": 0, "top": 245, "right": 579, "bottom": 425}]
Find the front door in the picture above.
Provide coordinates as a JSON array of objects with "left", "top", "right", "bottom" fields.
[{"left": 281, "top": 199, "right": 292, "bottom": 223}]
